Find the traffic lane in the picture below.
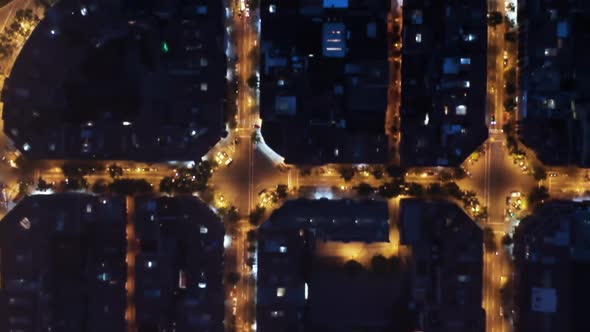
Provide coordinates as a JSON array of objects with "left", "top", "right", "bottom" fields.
[{"left": 210, "top": 136, "right": 251, "bottom": 213}]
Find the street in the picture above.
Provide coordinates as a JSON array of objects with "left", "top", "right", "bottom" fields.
[{"left": 0, "top": 1, "right": 589, "bottom": 332}]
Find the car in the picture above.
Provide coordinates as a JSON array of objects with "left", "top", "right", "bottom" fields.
[
  {"left": 490, "top": 115, "right": 496, "bottom": 126},
  {"left": 215, "top": 151, "right": 233, "bottom": 166},
  {"left": 549, "top": 172, "right": 557, "bottom": 177}
]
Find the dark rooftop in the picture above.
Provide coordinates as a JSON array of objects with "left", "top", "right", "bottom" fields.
[
  {"left": 1, "top": 0, "right": 227, "bottom": 161},
  {"left": 133, "top": 195, "right": 225, "bottom": 332},
  {"left": 513, "top": 201, "right": 590, "bottom": 332},
  {"left": 256, "top": 198, "right": 393, "bottom": 331},
  {"left": 518, "top": 0, "right": 590, "bottom": 166},
  {"left": 259, "top": 0, "right": 390, "bottom": 164},
  {"left": 0, "top": 194, "right": 127, "bottom": 332},
  {"left": 263, "top": 198, "right": 390, "bottom": 243},
  {"left": 400, "top": 0, "right": 488, "bottom": 166},
  {"left": 399, "top": 199, "right": 485, "bottom": 332}
]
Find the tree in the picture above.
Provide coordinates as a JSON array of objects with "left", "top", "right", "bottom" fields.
[
  {"left": 246, "top": 230, "right": 257, "bottom": 242},
  {"left": 343, "top": 260, "right": 364, "bottom": 276},
  {"left": 529, "top": 186, "right": 550, "bottom": 206},
  {"left": 14, "top": 154, "right": 38, "bottom": 177},
  {"left": 61, "top": 177, "right": 88, "bottom": 191},
  {"left": 443, "top": 182, "right": 463, "bottom": 199},
  {"left": 505, "top": 31, "right": 517, "bottom": 43},
  {"left": 483, "top": 227, "right": 498, "bottom": 253},
  {"left": 91, "top": 180, "right": 109, "bottom": 194},
  {"left": 370, "top": 255, "right": 389, "bottom": 275},
  {"left": 389, "top": 256, "right": 402, "bottom": 273},
  {"left": 506, "top": 135, "right": 519, "bottom": 153},
  {"left": 533, "top": 165, "right": 547, "bottom": 181},
  {"left": 338, "top": 166, "right": 356, "bottom": 182},
  {"left": 439, "top": 170, "right": 453, "bottom": 182},
  {"left": 487, "top": 11, "right": 503, "bottom": 26},
  {"left": 246, "top": 257, "right": 255, "bottom": 267},
  {"left": 251, "top": 132, "right": 261, "bottom": 144},
  {"left": 61, "top": 162, "right": 103, "bottom": 178},
  {"left": 247, "top": 74, "right": 257, "bottom": 89},
  {"left": 356, "top": 183, "right": 375, "bottom": 197},
  {"left": 299, "top": 167, "right": 312, "bottom": 177},
  {"left": 501, "top": 233, "right": 513, "bottom": 247},
  {"left": 36, "top": 177, "right": 53, "bottom": 191},
  {"left": 108, "top": 179, "right": 153, "bottom": 196},
  {"left": 505, "top": 82, "right": 516, "bottom": 95},
  {"left": 275, "top": 184, "right": 288, "bottom": 200},
  {"left": 159, "top": 176, "right": 174, "bottom": 193},
  {"left": 427, "top": 183, "right": 444, "bottom": 196},
  {"left": 226, "top": 272, "right": 241, "bottom": 285},
  {"left": 371, "top": 166, "right": 385, "bottom": 180},
  {"left": 377, "top": 182, "right": 402, "bottom": 198},
  {"left": 406, "top": 182, "right": 425, "bottom": 197},
  {"left": 500, "top": 279, "right": 515, "bottom": 318},
  {"left": 107, "top": 164, "right": 123, "bottom": 179},
  {"left": 226, "top": 206, "right": 240, "bottom": 223},
  {"left": 504, "top": 98, "right": 517, "bottom": 113},
  {"left": 453, "top": 167, "right": 468, "bottom": 180},
  {"left": 502, "top": 122, "right": 514, "bottom": 136},
  {"left": 386, "top": 165, "right": 406, "bottom": 179},
  {"left": 249, "top": 206, "right": 266, "bottom": 226},
  {"left": 159, "top": 162, "right": 214, "bottom": 194}
]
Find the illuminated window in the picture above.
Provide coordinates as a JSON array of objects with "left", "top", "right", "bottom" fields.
[{"left": 277, "top": 287, "right": 286, "bottom": 297}]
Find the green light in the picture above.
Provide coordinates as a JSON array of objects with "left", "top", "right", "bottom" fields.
[{"left": 162, "top": 42, "right": 169, "bottom": 53}]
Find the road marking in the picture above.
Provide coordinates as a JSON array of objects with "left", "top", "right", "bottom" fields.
[{"left": 0, "top": 7, "right": 15, "bottom": 32}]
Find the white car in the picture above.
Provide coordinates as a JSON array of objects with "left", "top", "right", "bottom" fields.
[{"left": 215, "top": 151, "right": 233, "bottom": 166}]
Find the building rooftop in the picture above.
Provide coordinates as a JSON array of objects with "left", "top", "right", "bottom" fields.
[
  {"left": 513, "top": 201, "right": 590, "bottom": 332},
  {"left": 133, "top": 195, "right": 225, "bottom": 332},
  {"left": 0, "top": 194, "right": 127, "bottom": 332},
  {"left": 263, "top": 198, "right": 390, "bottom": 242},
  {"left": 399, "top": 199, "right": 485, "bottom": 332},
  {"left": 259, "top": 0, "right": 390, "bottom": 164},
  {"left": 519, "top": 0, "right": 590, "bottom": 166},
  {"left": 400, "top": 0, "right": 488, "bottom": 166},
  {"left": 256, "top": 198, "right": 393, "bottom": 331},
  {"left": 1, "top": 0, "right": 227, "bottom": 161}
]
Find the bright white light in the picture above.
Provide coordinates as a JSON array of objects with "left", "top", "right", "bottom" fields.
[
  {"left": 190, "top": 130, "right": 197, "bottom": 136},
  {"left": 198, "top": 282, "right": 207, "bottom": 289},
  {"left": 80, "top": 7, "right": 87, "bottom": 16},
  {"left": 50, "top": 29, "right": 56, "bottom": 35},
  {"left": 122, "top": 121, "right": 132, "bottom": 126},
  {"left": 279, "top": 245, "right": 287, "bottom": 253},
  {"left": 424, "top": 113, "right": 429, "bottom": 125},
  {"left": 314, "top": 188, "right": 333, "bottom": 200},
  {"left": 200, "top": 226, "right": 208, "bottom": 234},
  {"left": 31, "top": 189, "right": 54, "bottom": 195},
  {"left": 147, "top": 261, "right": 153, "bottom": 268},
  {"left": 305, "top": 282, "right": 308, "bottom": 300},
  {"left": 224, "top": 235, "right": 232, "bottom": 248},
  {"left": 23, "top": 143, "right": 31, "bottom": 151}
]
